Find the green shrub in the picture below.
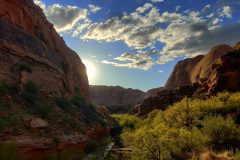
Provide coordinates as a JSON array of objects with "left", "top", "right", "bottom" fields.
[
  {"left": 7, "top": 84, "right": 19, "bottom": 95},
  {"left": 201, "top": 116, "right": 240, "bottom": 149},
  {"left": 163, "top": 98, "right": 202, "bottom": 129},
  {"left": 0, "top": 82, "right": 7, "bottom": 97},
  {"left": 112, "top": 114, "right": 142, "bottom": 131},
  {"left": 48, "top": 148, "right": 83, "bottom": 160},
  {"left": 0, "top": 118, "right": 10, "bottom": 131},
  {"left": 55, "top": 96, "right": 71, "bottom": 111},
  {"left": 23, "top": 81, "right": 39, "bottom": 95},
  {"left": 22, "top": 81, "right": 39, "bottom": 103},
  {"left": 0, "top": 143, "right": 17, "bottom": 160},
  {"left": 117, "top": 92, "right": 240, "bottom": 160},
  {"left": 71, "top": 96, "right": 86, "bottom": 107},
  {"left": 85, "top": 139, "right": 101, "bottom": 153},
  {"left": 19, "top": 64, "right": 32, "bottom": 73}
]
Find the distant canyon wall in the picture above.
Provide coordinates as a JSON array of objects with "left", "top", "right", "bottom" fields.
[{"left": 89, "top": 85, "right": 145, "bottom": 106}]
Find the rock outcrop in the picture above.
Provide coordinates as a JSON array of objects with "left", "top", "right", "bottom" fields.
[
  {"left": 145, "top": 87, "right": 164, "bottom": 98},
  {"left": 89, "top": 85, "right": 145, "bottom": 106},
  {"left": 0, "top": 0, "right": 88, "bottom": 98},
  {"left": 165, "top": 45, "right": 233, "bottom": 89},
  {"left": 203, "top": 50, "right": 240, "bottom": 94},
  {"left": 133, "top": 85, "right": 198, "bottom": 116},
  {"left": 134, "top": 43, "right": 240, "bottom": 116}
]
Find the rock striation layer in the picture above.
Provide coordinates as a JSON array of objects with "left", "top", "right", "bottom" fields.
[{"left": 0, "top": 0, "right": 88, "bottom": 98}]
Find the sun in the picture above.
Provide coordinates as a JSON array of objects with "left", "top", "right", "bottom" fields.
[{"left": 83, "top": 59, "right": 96, "bottom": 83}]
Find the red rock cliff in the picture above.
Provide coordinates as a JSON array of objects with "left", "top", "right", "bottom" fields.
[
  {"left": 0, "top": 0, "right": 89, "bottom": 98},
  {"left": 165, "top": 44, "right": 233, "bottom": 89}
]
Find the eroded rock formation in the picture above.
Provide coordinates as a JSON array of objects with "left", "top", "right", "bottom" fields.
[{"left": 0, "top": 0, "right": 88, "bottom": 98}]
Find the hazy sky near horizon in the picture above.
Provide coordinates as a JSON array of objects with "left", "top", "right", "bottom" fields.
[{"left": 34, "top": 0, "right": 240, "bottom": 91}]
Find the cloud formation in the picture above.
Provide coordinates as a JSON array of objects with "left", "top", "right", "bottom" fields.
[
  {"left": 34, "top": 0, "right": 90, "bottom": 33},
  {"left": 44, "top": 4, "right": 88, "bottom": 32},
  {"left": 89, "top": 4, "right": 102, "bottom": 13},
  {"left": 82, "top": 3, "right": 163, "bottom": 49},
  {"left": 151, "top": 0, "right": 164, "bottom": 3},
  {"left": 81, "top": 2, "right": 239, "bottom": 70},
  {"left": 34, "top": 0, "right": 240, "bottom": 71}
]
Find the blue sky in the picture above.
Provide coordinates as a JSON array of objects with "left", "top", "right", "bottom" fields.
[{"left": 34, "top": 0, "right": 240, "bottom": 91}]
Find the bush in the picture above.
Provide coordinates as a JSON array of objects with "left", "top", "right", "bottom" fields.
[
  {"left": 112, "top": 114, "right": 142, "bottom": 131},
  {"left": 117, "top": 92, "right": 240, "bottom": 160},
  {"left": 22, "top": 81, "right": 39, "bottom": 103},
  {"left": 71, "top": 96, "right": 86, "bottom": 107},
  {"left": 0, "top": 118, "right": 10, "bottom": 131},
  {"left": 201, "top": 116, "right": 240, "bottom": 149},
  {"left": 48, "top": 148, "right": 83, "bottom": 160},
  {"left": 55, "top": 96, "right": 71, "bottom": 111},
  {"left": 163, "top": 98, "right": 202, "bottom": 129},
  {"left": 19, "top": 64, "right": 32, "bottom": 73},
  {"left": 0, "top": 82, "right": 7, "bottom": 97}
]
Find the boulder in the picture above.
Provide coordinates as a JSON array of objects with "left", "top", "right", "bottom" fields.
[{"left": 29, "top": 118, "right": 49, "bottom": 129}]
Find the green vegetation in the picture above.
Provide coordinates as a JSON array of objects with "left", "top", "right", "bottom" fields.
[
  {"left": 22, "top": 80, "right": 40, "bottom": 103},
  {"left": 115, "top": 92, "right": 240, "bottom": 160},
  {"left": 0, "top": 143, "right": 17, "bottom": 160},
  {"left": 0, "top": 82, "right": 7, "bottom": 97},
  {"left": 55, "top": 96, "right": 71, "bottom": 111},
  {"left": 19, "top": 64, "right": 32, "bottom": 73},
  {"left": 48, "top": 148, "right": 83, "bottom": 160}
]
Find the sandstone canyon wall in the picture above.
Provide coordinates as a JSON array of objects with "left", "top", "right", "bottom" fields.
[
  {"left": 0, "top": 0, "right": 89, "bottom": 98},
  {"left": 89, "top": 85, "right": 145, "bottom": 106}
]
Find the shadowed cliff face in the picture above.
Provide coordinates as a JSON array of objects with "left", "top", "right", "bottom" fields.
[
  {"left": 89, "top": 85, "right": 145, "bottom": 106},
  {"left": 0, "top": 0, "right": 88, "bottom": 98}
]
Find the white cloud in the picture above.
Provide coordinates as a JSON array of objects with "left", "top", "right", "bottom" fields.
[
  {"left": 202, "top": 4, "right": 211, "bottom": 13},
  {"left": 220, "top": 6, "right": 232, "bottom": 18},
  {"left": 33, "top": 0, "right": 45, "bottom": 9},
  {"left": 102, "top": 51, "right": 156, "bottom": 70},
  {"left": 34, "top": 0, "right": 90, "bottom": 33},
  {"left": 151, "top": 0, "right": 164, "bottom": 3},
  {"left": 82, "top": 4, "right": 163, "bottom": 49},
  {"left": 44, "top": 4, "right": 89, "bottom": 32},
  {"left": 34, "top": 0, "right": 240, "bottom": 71},
  {"left": 176, "top": 5, "right": 181, "bottom": 12},
  {"left": 158, "top": 70, "right": 164, "bottom": 73},
  {"left": 88, "top": 4, "right": 102, "bottom": 13}
]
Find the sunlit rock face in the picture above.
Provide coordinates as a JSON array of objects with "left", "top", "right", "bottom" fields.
[
  {"left": 165, "top": 44, "right": 233, "bottom": 89},
  {"left": 135, "top": 42, "right": 240, "bottom": 116},
  {"left": 0, "top": 0, "right": 88, "bottom": 98}
]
